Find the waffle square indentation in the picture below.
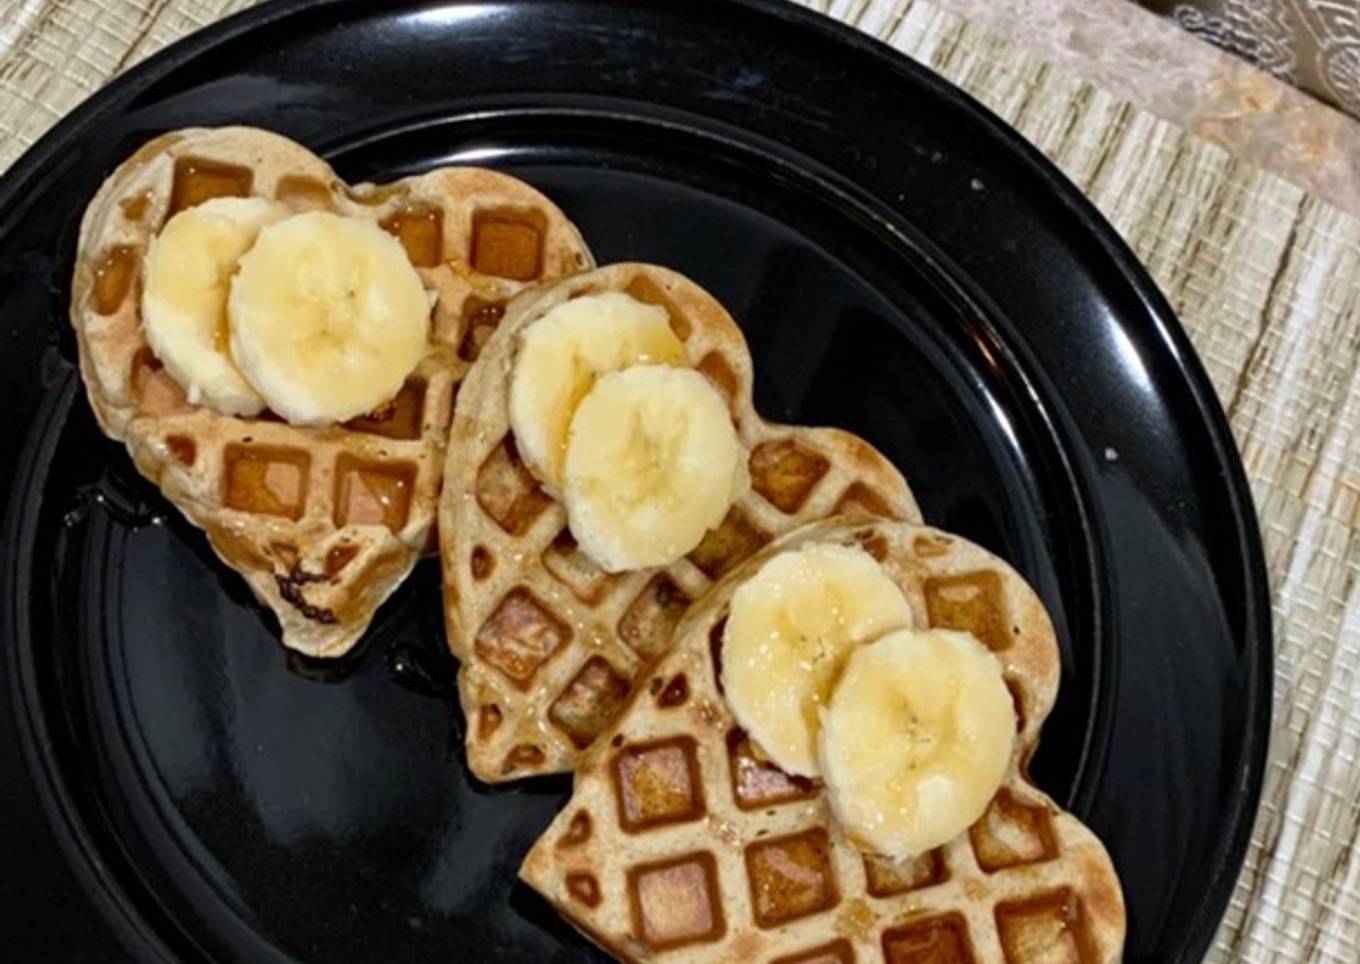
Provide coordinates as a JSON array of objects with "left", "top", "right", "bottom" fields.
[
  {"left": 459, "top": 297, "right": 505, "bottom": 361},
  {"left": 333, "top": 456, "right": 416, "bottom": 532},
  {"left": 380, "top": 205, "right": 443, "bottom": 267},
  {"left": 628, "top": 852, "right": 725, "bottom": 951},
  {"left": 471, "top": 208, "right": 545, "bottom": 280},
  {"left": 543, "top": 529, "right": 614, "bottom": 604},
  {"left": 92, "top": 244, "right": 138, "bottom": 315},
  {"left": 924, "top": 569, "right": 1011, "bottom": 652},
  {"left": 618, "top": 574, "right": 690, "bottom": 659},
  {"left": 882, "top": 913, "right": 976, "bottom": 964},
  {"left": 696, "top": 351, "right": 738, "bottom": 412},
  {"left": 565, "top": 872, "right": 601, "bottom": 908},
  {"left": 274, "top": 174, "right": 334, "bottom": 211},
  {"left": 995, "top": 889, "right": 1096, "bottom": 964},
  {"left": 474, "top": 587, "right": 570, "bottom": 689},
  {"left": 750, "top": 439, "right": 829, "bottom": 513},
  {"left": 688, "top": 508, "right": 768, "bottom": 579},
  {"left": 346, "top": 377, "right": 426, "bottom": 440},
  {"left": 170, "top": 156, "right": 252, "bottom": 214},
  {"left": 612, "top": 736, "right": 705, "bottom": 832},
  {"left": 864, "top": 849, "right": 949, "bottom": 898},
  {"left": 834, "top": 481, "right": 896, "bottom": 519},
  {"left": 550, "top": 656, "right": 631, "bottom": 748},
  {"left": 624, "top": 273, "right": 691, "bottom": 340},
  {"left": 744, "top": 828, "right": 839, "bottom": 928},
  {"left": 165, "top": 435, "right": 196, "bottom": 467},
  {"left": 969, "top": 790, "right": 1058, "bottom": 873},
  {"left": 131, "top": 349, "right": 189, "bottom": 416},
  {"left": 726, "top": 728, "right": 816, "bottom": 810},
  {"left": 476, "top": 436, "right": 552, "bottom": 536},
  {"left": 224, "top": 444, "right": 309, "bottom": 520}
]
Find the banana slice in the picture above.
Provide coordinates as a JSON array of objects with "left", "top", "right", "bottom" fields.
[
  {"left": 509, "top": 291, "right": 687, "bottom": 490},
  {"left": 228, "top": 211, "right": 431, "bottom": 425},
  {"left": 562, "top": 364, "right": 748, "bottom": 572},
  {"left": 721, "top": 543, "right": 913, "bottom": 777},
  {"left": 141, "top": 196, "right": 288, "bottom": 415},
  {"left": 820, "top": 628, "right": 1015, "bottom": 859}
]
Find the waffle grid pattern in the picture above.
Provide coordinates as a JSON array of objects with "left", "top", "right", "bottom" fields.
[
  {"left": 521, "top": 518, "right": 1125, "bottom": 962},
  {"left": 441, "top": 264, "right": 922, "bottom": 782},
  {"left": 72, "top": 126, "right": 593, "bottom": 656}
]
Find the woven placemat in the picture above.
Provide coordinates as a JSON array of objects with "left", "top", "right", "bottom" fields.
[{"left": 4, "top": 0, "right": 1359, "bottom": 961}]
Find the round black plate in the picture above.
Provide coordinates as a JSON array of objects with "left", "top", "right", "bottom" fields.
[{"left": 0, "top": 2, "right": 1270, "bottom": 961}]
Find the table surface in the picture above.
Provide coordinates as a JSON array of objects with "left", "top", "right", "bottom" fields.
[
  {"left": 1137, "top": 0, "right": 1360, "bottom": 124},
  {"left": 4, "top": 1, "right": 1360, "bottom": 962}
]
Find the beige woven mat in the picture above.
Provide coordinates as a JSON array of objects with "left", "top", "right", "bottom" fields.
[{"left": 4, "top": 0, "right": 1359, "bottom": 961}]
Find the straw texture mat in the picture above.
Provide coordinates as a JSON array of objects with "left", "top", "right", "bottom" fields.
[{"left": 4, "top": 0, "right": 1359, "bottom": 961}]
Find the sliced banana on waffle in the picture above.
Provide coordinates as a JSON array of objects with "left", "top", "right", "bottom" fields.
[
  {"left": 141, "top": 196, "right": 287, "bottom": 416},
  {"left": 721, "top": 542, "right": 913, "bottom": 777},
  {"left": 563, "top": 364, "right": 749, "bottom": 572},
  {"left": 820, "top": 627, "right": 1015, "bottom": 859},
  {"left": 229, "top": 211, "right": 431, "bottom": 425},
  {"left": 509, "top": 291, "right": 687, "bottom": 490}
]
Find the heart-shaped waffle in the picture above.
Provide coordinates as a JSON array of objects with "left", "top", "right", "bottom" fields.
[
  {"left": 521, "top": 515, "right": 1125, "bottom": 962},
  {"left": 70, "top": 126, "right": 594, "bottom": 657},
  {"left": 439, "top": 264, "right": 922, "bottom": 782}
]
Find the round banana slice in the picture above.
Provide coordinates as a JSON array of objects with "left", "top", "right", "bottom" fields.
[
  {"left": 141, "top": 196, "right": 288, "bottom": 416},
  {"left": 562, "top": 364, "right": 748, "bottom": 572},
  {"left": 509, "top": 291, "right": 687, "bottom": 490},
  {"left": 820, "top": 628, "right": 1015, "bottom": 860},
  {"left": 721, "top": 543, "right": 913, "bottom": 777},
  {"left": 228, "top": 211, "right": 431, "bottom": 425}
]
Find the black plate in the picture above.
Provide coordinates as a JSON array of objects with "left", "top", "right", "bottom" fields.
[{"left": 0, "top": 1, "right": 1270, "bottom": 961}]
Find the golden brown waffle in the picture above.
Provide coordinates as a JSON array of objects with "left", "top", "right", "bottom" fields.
[
  {"left": 521, "top": 516, "right": 1126, "bottom": 963},
  {"left": 439, "top": 264, "right": 923, "bottom": 782},
  {"left": 70, "top": 126, "right": 594, "bottom": 658}
]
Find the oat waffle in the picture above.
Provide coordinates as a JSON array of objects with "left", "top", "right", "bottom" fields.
[
  {"left": 70, "top": 126, "right": 594, "bottom": 657},
  {"left": 439, "top": 264, "right": 923, "bottom": 782},
  {"left": 521, "top": 516, "right": 1126, "bottom": 962}
]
